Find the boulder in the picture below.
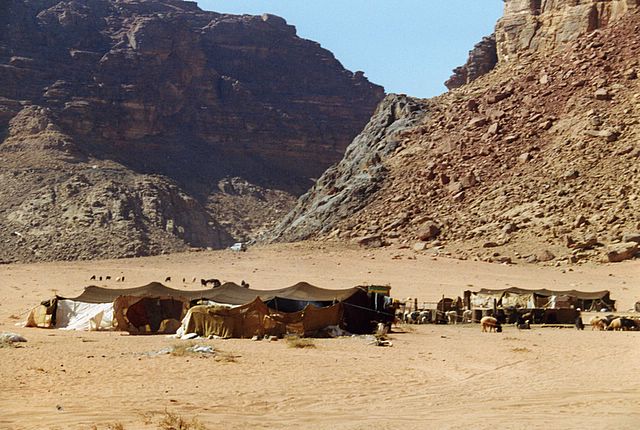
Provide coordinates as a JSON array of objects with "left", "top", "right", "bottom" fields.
[
  {"left": 606, "top": 242, "right": 638, "bottom": 263},
  {"left": 536, "top": 250, "right": 556, "bottom": 262},
  {"left": 622, "top": 233, "right": 640, "bottom": 244},
  {"left": 417, "top": 222, "right": 441, "bottom": 241},
  {"left": 356, "top": 234, "right": 384, "bottom": 248}
]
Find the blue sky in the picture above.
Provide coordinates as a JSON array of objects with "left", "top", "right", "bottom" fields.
[{"left": 198, "top": 1, "right": 504, "bottom": 98}]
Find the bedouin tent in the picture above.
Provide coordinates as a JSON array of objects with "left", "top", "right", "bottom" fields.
[
  {"left": 25, "top": 281, "right": 388, "bottom": 335},
  {"left": 180, "top": 298, "right": 344, "bottom": 339},
  {"left": 465, "top": 287, "right": 615, "bottom": 311}
]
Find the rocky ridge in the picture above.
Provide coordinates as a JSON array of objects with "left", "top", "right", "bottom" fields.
[
  {"left": 447, "top": 0, "right": 637, "bottom": 89},
  {"left": 0, "top": 0, "right": 384, "bottom": 262},
  {"left": 269, "top": 10, "right": 640, "bottom": 265}
]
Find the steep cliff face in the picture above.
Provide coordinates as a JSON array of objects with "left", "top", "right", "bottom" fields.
[
  {"left": 269, "top": 95, "right": 428, "bottom": 242},
  {"left": 447, "top": 0, "right": 639, "bottom": 88},
  {"left": 270, "top": 12, "right": 640, "bottom": 264},
  {"left": 0, "top": 0, "right": 384, "bottom": 262}
]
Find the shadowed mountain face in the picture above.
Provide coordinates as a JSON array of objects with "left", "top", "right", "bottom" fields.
[{"left": 0, "top": 0, "right": 384, "bottom": 262}]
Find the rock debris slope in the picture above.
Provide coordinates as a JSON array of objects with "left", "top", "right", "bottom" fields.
[
  {"left": 270, "top": 2, "right": 640, "bottom": 265},
  {"left": 0, "top": 0, "right": 384, "bottom": 262}
]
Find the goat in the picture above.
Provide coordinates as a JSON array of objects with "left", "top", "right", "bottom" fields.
[
  {"left": 607, "top": 318, "right": 623, "bottom": 331},
  {"left": 480, "top": 316, "right": 501, "bottom": 333},
  {"left": 164, "top": 276, "right": 171, "bottom": 282},
  {"left": 589, "top": 316, "right": 608, "bottom": 331},
  {"left": 241, "top": 280, "right": 250, "bottom": 288},
  {"left": 445, "top": 310, "right": 458, "bottom": 325},
  {"left": 90, "top": 275, "right": 96, "bottom": 280},
  {"left": 201, "top": 278, "right": 221, "bottom": 288}
]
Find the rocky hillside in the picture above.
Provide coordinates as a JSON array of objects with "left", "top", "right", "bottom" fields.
[
  {"left": 269, "top": 1, "right": 640, "bottom": 265},
  {"left": 0, "top": 0, "right": 384, "bottom": 262}
]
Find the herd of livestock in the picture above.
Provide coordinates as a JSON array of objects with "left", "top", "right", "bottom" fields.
[{"left": 397, "top": 308, "right": 640, "bottom": 332}]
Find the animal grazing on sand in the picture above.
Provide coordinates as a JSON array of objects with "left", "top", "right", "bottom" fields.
[
  {"left": 445, "top": 310, "right": 458, "bottom": 324},
  {"left": 462, "top": 309, "right": 473, "bottom": 323},
  {"left": 90, "top": 275, "right": 96, "bottom": 280},
  {"left": 607, "top": 317, "right": 638, "bottom": 331},
  {"left": 241, "top": 280, "right": 250, "bottom": 288},
  {"left": 164, "top": 277, "right": 171, "bottom": 282},
  {"left": 589, "top": 316, "right": 608, "bottom": 331},
  {"left": 105, "top": 276, "right": 111, "bottom": 280},
  {"left": 480, "top": 316, "right": 502, "bottom": 333},
  {"left": 201, "top": 278, "right": 221, "bottom": 288}
]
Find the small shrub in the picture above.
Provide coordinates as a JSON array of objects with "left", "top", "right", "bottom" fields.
[
  {"left": 511, "top": 347, "right": 531, "bottom": 353},
  {"left": 158, "top": 411, "right": 206, "bottom": 430},
  {"left": 286, "top": 336, "right": 316, "bottom": 349}
]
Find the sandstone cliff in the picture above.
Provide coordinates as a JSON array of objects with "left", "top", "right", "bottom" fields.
[
  {"left": 269, "top": 10, "right": 640, "bottom": 265},
  {"left": 447, "top": 0, "right": 639, "bottom": 89},
  {"left": 0, "top": 0, "right": 384, "bottom": 261}
]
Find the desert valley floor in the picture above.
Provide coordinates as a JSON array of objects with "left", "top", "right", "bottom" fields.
[{"left": 1, "top": 243, "right": 639, "bottom": 429}]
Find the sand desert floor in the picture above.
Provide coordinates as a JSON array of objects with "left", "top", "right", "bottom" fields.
[{"left": 1, "top": 243, "right": 639, "bottom": 429}]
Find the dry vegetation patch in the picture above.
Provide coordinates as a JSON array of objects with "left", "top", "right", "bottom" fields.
[{"left": 286, "top": 336, "right": 316, "bottom": 349}]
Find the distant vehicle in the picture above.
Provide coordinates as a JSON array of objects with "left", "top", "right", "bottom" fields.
[{"left": 229, "top": 242, "right": 247, "bottom": 252}]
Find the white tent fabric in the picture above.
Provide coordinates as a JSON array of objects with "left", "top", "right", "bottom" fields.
[{"left": 55, "top": 300, "right": 114, "bottom": 331}]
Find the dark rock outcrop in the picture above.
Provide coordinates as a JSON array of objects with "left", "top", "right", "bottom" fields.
[
  {"left": 0, "top": 0, "right": 384, "bottom": 261},
  {"left": 446, "top": 0, "right": 639, "bottom": 88},
  {"left": 445, "top": 35, "right": 498, "bottom": 90}
]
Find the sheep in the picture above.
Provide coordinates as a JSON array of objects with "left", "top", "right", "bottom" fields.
[
  {"left": 105, "top": 276, "right": 111, "bottom": 280},
  {"left": 621, "top": 318, "right": 639, "bottom": 331},
  {"left": 589, "top": 316, "right": 608, "bottom": 331},
  {"left": 607, "top": 318, "right": 623, "bottom": 331},
  {"left": 418, "top": 310, "right": 431, "bottom": 324},
  {"left": 445, "top": 310, "right": 458, "bottom": 325},
  {"left": 403, "top": 311, "right": 420, "bottom": 324},
  {"left": 480, "top": 316, "right": 501, "bottom": 333},
  {"left": 462, "top": 309, "right": 473, "bottom": 323},
  {"left": 164, "top": 276, "right": 171, "bottom": 282},
  {"left": 240, "top": 280, "right": 250, "bottom": 288}
]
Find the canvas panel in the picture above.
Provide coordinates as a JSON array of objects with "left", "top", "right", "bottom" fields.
[{"left": 55, "top": 299, "right": 114, "bottom": 331}]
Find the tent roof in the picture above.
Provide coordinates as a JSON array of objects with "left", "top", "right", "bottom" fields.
[
  {"left": 472, "top": 287, "right": 611, "bottom": 301},
  {"left": 60, "top": 281, "right": 363, "bottom": 305}
]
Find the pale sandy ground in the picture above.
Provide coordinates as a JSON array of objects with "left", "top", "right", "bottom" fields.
[{"left": 1, "top": 243, "right": 639, "bottom": 429}]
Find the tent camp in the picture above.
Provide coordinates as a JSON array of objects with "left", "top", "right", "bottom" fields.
[
  {"left": 25, "top": 281, "right": 393, "bottom": 336},
  {"left": 463, "top": 287, "right": 616, "bottom": 324},
  {"left": 179, "top": 298, "right": 344, "bottom": 339},
  {"left": 464, "top": 287, "right": 615, "bottom": 311}
]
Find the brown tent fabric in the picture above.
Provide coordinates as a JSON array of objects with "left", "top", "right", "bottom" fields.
[
  {"left": 266, "top": 303, "right": 343, "bottom": 337},
  {"left": 113, "top": 296, "right": 189, "bottom": 335},
  {"left": 474, "top": 287, "right": 612, "bottom": 301},
  {"left": 181, "top": 299, "right": 343, "bottom": 338},
  {"left": 182, "top": 298, "right": 271, "bottom": 339},
  {"left": 63, "top": 281, "right": 363, "bottom": 306}
]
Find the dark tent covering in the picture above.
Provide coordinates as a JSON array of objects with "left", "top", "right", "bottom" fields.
[
  {"left": 62, "top": 281, "right": 365, "bottom": 306},
  {"left": 61, "top": 281, "right": 389, "bottom": 334},
  {"left": 464, "top": 287, "right": 615, "bottom": 312},
  {"left": 473, "top": 287, "right": 613, "bottom": 301}
]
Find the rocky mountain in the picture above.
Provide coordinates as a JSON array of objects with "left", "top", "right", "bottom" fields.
[
  {"left": 0, "top": 0, "right": 384, "bottom": 262},
  {"left": 269, "top": 1, "right": 640, "bottom": 265}
]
